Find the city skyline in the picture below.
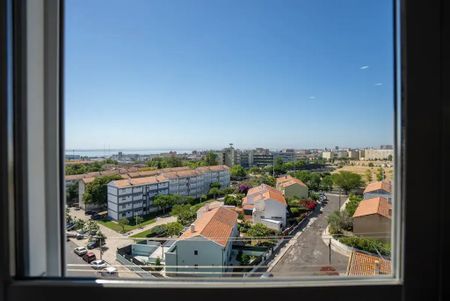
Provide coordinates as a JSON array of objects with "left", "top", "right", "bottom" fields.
[{"left": 65, "top": 0, "right": 394, "bottom": 150}]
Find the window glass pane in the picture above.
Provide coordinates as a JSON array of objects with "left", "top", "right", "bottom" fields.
[{"left": 64, "top": 0, "right": 396, "bottom": 281}]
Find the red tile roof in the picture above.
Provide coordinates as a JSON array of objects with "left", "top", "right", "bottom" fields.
[
  {"left": 347, "top": 251, "right": 391, "bottom": 276},
  {"left": 364, "top": 181, "right": 392, "bottom": 194},
  {"left": 243, "top": 184, "right": 287, "bottom": 207},
  {"left": 276, "top": 175, "right": 307, "bottom": 188},
  {"left": 180, "top": 207, "right": 238, "bottom": 247},
  {"left": 353, "top": 197, "right": 392, "bottom": 219}
]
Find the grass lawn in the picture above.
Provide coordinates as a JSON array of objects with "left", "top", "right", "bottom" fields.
[
  {"left": 99, "top": 217, "right": 156, "bottom": 233},
  {"left": 130, "top": 228, "right": 154, "bottom": 238}
]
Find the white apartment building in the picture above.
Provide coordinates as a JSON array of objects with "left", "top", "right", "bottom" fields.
[
  {"left": 363, "top": 149, "right": 394, "bottom": 160},
  {"left": 106, "top": 165, "right": 230, "bottom": 220},
  {"left": 107, "top": 175, "right": 169, "bottom": 220}
]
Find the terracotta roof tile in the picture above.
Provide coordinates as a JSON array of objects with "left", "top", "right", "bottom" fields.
[
  {"left": 347, "top": 251, "right": 391, "bottom": 276},
  {"left": 353, "top": 197, "right": 392, "bottom": 219},
  {"left": 364, "top": 181, "right": 392, "bottom": 194},
  {"left": 276, "top": 175, "right": 307, "bottom": 188},
  {"left": 244, "top": 184, "right": 287, "bottom": 206},
  {"left": 180, "top": 207, "right": 238, "bottom": 247}
]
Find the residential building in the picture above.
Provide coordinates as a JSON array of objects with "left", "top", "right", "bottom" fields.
[
  {"left": 364, "top": 180, "right": 392, "bottom": 202},
  {"left": 322, "top": 151, "right": 334, "bottom": 160},
  {"left": 347, "top": 150, "right": 360, "bottom": 160},
  {"left": 252, "top": 148, "right": 273, "bottom": 167},
  {"left": 242, "top": 184, "right": 287, "bottom": 231},
  {"left": 222, "top": 144, "right": 240, "bottom": 167},
  {"left": 363, "top": 149, "right": 394, "bottom": 160},
  {"left": 106, "top": 165, "right": 230, "bottom": 220},
  {"left": 273, "top": 151, "right": 296, "bottom": 163},
  {"left": 107, "top": 175, "right": 169, "bottom": 220},
  {"left": 346, "top": 251, "right": 391, "bottom": 276},
  {"left": 276, "top": 175, "right": 309, "bottom": 199},
  {"left": 165, "top": 206, "right": 239, "bottom": 277},
  {"left": 352, "top": 197, "right": 392, "bottom": 242}
]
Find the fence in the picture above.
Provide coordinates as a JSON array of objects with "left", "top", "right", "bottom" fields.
[{"left": 116, "top": 253, "right": 154, "bottom": 279}]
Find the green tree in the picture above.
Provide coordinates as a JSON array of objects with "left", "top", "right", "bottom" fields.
[
  {"left": 247, "top": 223, "right": 276, "bottom": 238},
  {"left": 66, "top": 182, "right": 79, "bottom": 204},
  {"left": 177, "top": 208, "right": 196, "bottom": 226},
  {"left": 118, "top": 218, "right": 129, "bottom": 233},
  {"left": 293, "top": 170, "right": 311, "bottom": 185},
  {"left": 65, "top": 208, "right": 73, "bottom": 224},
  {"left": 210, "top": 182, "right": 221, "bottom": 189},
  {"left": 320, "top": 175, "right": 333, "bottom": 191},
  {"left": 166, "top": 222, "right": 184, "bottom": 236},
  {"left": 248, "top": 167, "right": 263, "bottom": 174},
  {"left": 273, "top": 158, "right": 286, "bottom": 175},
  {"left": 204, "top": 151, "right": 219, "bottom": 166},
  {"left": 331, "top": 171, "right": 363, "bottom": 194},
  {"left": 135, "top": 216, "right": 144, "bottom": 228},
  {"left": 365, "top": 169, "right": 373, "bottom": 183},
  {"left": 308, "top": 173, "right": 322, "bottom": 191},
  {"left": 345, "top": 194, "right": 363, "bottom": 216},
  {"left": 83, "top": 175, "right": 122, "bottom": 205},
  {"left": 376, "top": 167, "right": 385, "bottom": 181},
  {"left": 387, "top": 154, "right": 393, "bottom": 161},
  {"left": 208, "top": 187, "right": 221, "bottom": 199},
  {"left": 327, "top": 210, "right": 353, "bottom": 234},
  {"left": 153, "top": 194, "right": 178, "bottom": 214},
  {"left": 230, "top": 165, "right": 247, "bottom": 179}
]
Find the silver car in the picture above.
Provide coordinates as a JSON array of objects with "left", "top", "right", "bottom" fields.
[
  {"left": 90, "top": 260, "right": 108, "bottom": 270},
  {"left": 74, "top": 246, "right": 87, "bottom": 256}
]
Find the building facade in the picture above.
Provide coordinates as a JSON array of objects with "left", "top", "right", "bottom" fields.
[
  {"left": 276, "top": 175, "right": 309, "bottom": 199},
  {"left": 165, "top": 206, "right": 238, "bottom": 277},
  {"left": 242, "top": 184, "right": 287, "bottom": 231},
  {"left": 106, "top": 165, "right": 230, "bottom": 220}
]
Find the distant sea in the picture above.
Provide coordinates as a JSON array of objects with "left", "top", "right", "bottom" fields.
[{"left": 65, "top": 149, "right": 198, "bottom": 158}]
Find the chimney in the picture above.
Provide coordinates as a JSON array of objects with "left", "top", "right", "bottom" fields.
[
  {"left": 374, "top": 260, "right": 381, "bottom": 275},
  {"left": 190, "top": 224, "right": 196, "bottom": 232}
]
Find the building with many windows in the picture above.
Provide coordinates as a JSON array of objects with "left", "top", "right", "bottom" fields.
[{"left": 107, "top": 165, "right": 230, "bottom": 220}]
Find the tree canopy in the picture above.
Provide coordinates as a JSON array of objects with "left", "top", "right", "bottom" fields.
[
  {"left": 331, "top": 171, "right": 363, "bottom": 194},
  {"left": 230, "top": 165, "right": 247, "bottom": 179},
  {"left": 83, "top": 175, "right": 122, "bottom": 205}
]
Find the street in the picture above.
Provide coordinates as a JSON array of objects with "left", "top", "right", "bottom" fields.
[
  {"left": 66, "top": 240, "right": 99, "bottom": 277},
  {"left": 270, "top": 193, "right": 349, "bottom": 277}
]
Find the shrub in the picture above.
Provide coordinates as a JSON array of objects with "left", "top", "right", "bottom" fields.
[
  {"left": 299, "top": 199, "right": 317, "bottom": 210},
  {"left": 339, "top": 236, "right": 391, "bottom": 256},
  {"left": 345, "top": 194, "right": 363, "bottom": 216}
]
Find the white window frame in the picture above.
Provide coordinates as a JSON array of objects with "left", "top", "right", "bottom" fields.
[{"left": 0, "top": 0, "right": 446, "bottom": 300}]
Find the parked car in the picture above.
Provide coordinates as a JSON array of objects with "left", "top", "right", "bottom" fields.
[
  {"left": 66, "top": 231, "right": 77, "bottom": 238},
  {"left": 74, "top": 246, "right": 87, "bottom": 256},
  {"left": 100, "top": 266, "right": 118, "bottom": 278},
  {"left": 66, "top": 223, "right": 75, "bottom": 231},
  {"left": 82, "top": 252, "right": 96, "bottom": 263},
  {"left": 76, "top": 233, "right": 85, "bottom": 240},
  {"left": 90, "top": 260, "right": 107, "bottom": 270},
  {"left": 85, "top": 210, "right": 95, "bottom": 216},
  {"left": 87, "top": 239, "right": 105, "bottom": 249}
]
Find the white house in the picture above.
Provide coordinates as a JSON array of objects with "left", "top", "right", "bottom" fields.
[
  {"left": 242, "top": 184, "right": 287, "bottom": 231},
  {"left": 165, "top": 206, "right": 238, "bottom": 277}
]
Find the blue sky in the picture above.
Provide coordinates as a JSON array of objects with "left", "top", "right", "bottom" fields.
[{"left": 65, "top": 0, "right": 394, "bottom": 150}]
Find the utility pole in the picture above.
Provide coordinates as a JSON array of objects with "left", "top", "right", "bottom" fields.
[{"left": 328, "top": 238, "right": 332, "bottom": 265}]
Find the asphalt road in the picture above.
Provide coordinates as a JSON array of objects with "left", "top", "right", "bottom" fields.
[
  {"left": 65, "top": 240, "right": 98, "bottom": 278},
  {"left": 270, "top": 193, "right": 350, "bottom": 277}
]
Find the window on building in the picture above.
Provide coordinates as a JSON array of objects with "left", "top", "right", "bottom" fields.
[{"left": 194, "top": 250, "right": 198, "bottom": 256}]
